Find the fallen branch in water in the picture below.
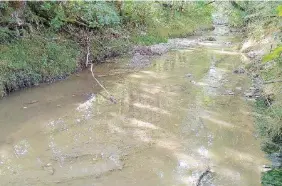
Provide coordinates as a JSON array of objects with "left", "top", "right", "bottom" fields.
[
  {"left": 90, "top": 64, "right": 117, "bottom": 104},
  {"left": 196, "top": 167, "right": 211, "bottom": 186},
  {"left": 84, "top": 31, "right": 116, "bottom": 104},
  {"left": 264, "top": 79, "right": 282, "bottom": 84}
]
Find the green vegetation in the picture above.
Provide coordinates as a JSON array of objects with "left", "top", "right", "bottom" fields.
[
  {"left": 263, "top": 46, "right": 282, "bottom": 64},
  {"left": 0, "top": 36, "right": 79, "bottom": 96},
  {"left": 225, "top": 1, "right": 282, "bottom": 185},
  {"left": 0, "top": 1, "right": 213, "bottom": 97},
  {"left": 255, "top": 99, "right": 282, "bottom": 154},
  {"left": 223, "top": 1, "right": 280, "bottom": 37},
  {"left": 262, "top": 169, "right": 282, "bottom": 186}
]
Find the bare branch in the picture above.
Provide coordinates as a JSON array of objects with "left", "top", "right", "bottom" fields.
[{"left": 90, "top": 64, "right": 117, "bottom": 104}]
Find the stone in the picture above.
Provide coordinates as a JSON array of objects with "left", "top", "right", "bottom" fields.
[
  {"left": 244, "top": 92, "right": 254, "bottom": 98},
  {"left": 233, "top": 67, "right": 245, "bottom": 74},
  {"left": 206, "top": 36, "right": 216, "bottom": 41},
  {"left": 43, "top": 163, "right": 55, "bottom": 175},
  {"left": 226, "top": 90, "right": 235, "bottom": 95},
  {"left": 261, "top": 165, "right": 272, "bottom": 172},
  {"left": 235, "top": 87, "right": 242, "bottom": 91},
  {"left": 185, "top": 73, "right": 193, "bottom": 78},
  {"left": 228, "top": 91, "right": 235, "bottom": 95},
  {"left": 133, "top": 46, "right": 153, "bottom": 56}
]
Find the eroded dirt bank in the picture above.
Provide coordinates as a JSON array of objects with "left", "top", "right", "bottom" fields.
[{"left": 0, "top": 24, "right": 268, "bottom": 186}]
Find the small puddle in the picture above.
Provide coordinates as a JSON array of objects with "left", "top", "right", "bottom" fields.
[{"left": 0, "top": 24, "right": 268, "bottom": 185}]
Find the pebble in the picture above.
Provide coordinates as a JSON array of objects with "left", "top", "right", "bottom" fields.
[
  {"left": 261, "top": 165, "right": 272, "bottom": 172},
  {"left": 43, "top": 163, "right": 55, "bottom": 175},
  {"left": 206, "top": 36, "right": 216, "bottom": 41},
  {"left": 226, "top": 90, "right": 235, "bottom": 95},
  {"left": 244, "top": 92, "right": 254, "bottom": 98},
  {"left": 235, "top": 87, "right": 242, "bottom": 91},
  {"left": 185, "top": 73, "right": 193, "bottom": 78},
  {"left": 233, "top": 67, "right": 245, "bottom": 74}
]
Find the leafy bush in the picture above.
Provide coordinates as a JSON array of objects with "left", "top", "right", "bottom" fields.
[
  {"left": 27, "top": 1, "right": 120, "bottom": 30},
  {"left": 80, "top": 2, "right": 120, "bottom": 28}
]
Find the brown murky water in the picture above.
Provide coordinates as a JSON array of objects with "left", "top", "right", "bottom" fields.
[{"left": 0, "top": 30, "right": 267, "bottom": 186}]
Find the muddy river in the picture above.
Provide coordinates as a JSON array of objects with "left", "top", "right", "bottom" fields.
[{"left": 0, "top": 25, "right": 268, "bottom": 185}]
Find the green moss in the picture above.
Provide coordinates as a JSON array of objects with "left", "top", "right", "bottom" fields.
[{"left": 262, "top": 169, "right": 282, "bottom": 186}]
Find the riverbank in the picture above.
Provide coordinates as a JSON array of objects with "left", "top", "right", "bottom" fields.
[
  {"left": 0, "top": 1, "right": 212, "bottom": 98},
  {"left": 244, "top": 35, "right": 282, "bottom": 186},
  {"left": 234, "top": 7, "right": 282, "bottom": 186}
]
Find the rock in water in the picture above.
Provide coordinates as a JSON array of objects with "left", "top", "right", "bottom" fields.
[
  {"left": 43, "top": 163, "right": 55, "bottom": 175},
  {"left": 206, "top": 37, "right": 216, "bottom": 41},
  {"left": 185, "top": 73, "right": 193, "bottom": 78},
  {"left": 233, "top": 67, "right": 245, "bottom": 74}
]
